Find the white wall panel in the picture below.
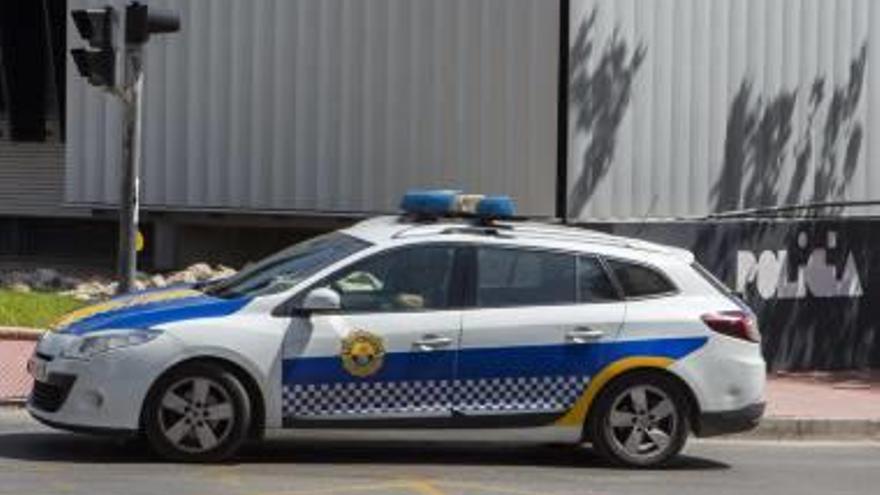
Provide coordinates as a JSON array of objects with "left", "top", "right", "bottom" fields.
[
  {"left": 569, "top": 0, "right": 878, "bottom": 219},
  {"left": 67, "top": 0, "right": 559, "bottom": 216}
]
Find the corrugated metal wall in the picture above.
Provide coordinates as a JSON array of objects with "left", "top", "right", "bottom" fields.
[
  {"left": 0, "top": 141, "right": 78, "bottom": 217},
  {"left": 66, "top": 0, "right": 559, "bottom": 216},
  {"left": 568, "top": 0, "right": 879, "bottom": 220}
]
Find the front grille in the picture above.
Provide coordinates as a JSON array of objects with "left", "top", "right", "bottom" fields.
[{"left": 30, "top": 374, "right": 76, "bottom": 413}]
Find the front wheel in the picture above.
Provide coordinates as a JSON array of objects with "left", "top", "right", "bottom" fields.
[
  {"left": 143, "top": 362, "right": 251, "bottom": 462},
  {"left": 587, "top": 372, "right": 690, "bottom": 468}
]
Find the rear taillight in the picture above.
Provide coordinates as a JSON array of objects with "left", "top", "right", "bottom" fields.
[{"left": 701, "top": 311, "right": 761, "bottom": 343}]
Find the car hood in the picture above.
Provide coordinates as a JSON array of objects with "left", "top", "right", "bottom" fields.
[{"left": 53, "top": 287, "right": 250, "bottom": 336}]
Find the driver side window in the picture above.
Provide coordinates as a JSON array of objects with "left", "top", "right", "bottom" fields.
[{"left": 322, "top": 245, "right": 456, "bottom": 312}]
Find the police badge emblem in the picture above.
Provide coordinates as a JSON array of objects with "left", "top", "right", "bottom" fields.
[{"left": 340, "top": 330, "right": 386, "bottom": 377}]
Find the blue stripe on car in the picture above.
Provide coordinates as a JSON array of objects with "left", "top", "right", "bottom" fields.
[
  {"left": 282, "top": 336, "right": 707, "bottom": 385},
  {"left": 60, "top": 296, "right": 250, "bottom": 335}
]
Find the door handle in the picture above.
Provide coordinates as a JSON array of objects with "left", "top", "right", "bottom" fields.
[
  {"left": 566, "top": 327, "right": 604, "bottom": 344},
  {"left": 413, "top": 335, "right": 453, "bottom": 351}
]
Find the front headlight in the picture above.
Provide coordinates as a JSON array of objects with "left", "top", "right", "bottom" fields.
[{"left": 61, "top": 330, "right": 163, "bottom": 360}]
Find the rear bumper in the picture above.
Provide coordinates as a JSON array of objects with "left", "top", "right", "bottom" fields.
[{"left": 694, "top": 401, "right": 765, "bottom": 437}]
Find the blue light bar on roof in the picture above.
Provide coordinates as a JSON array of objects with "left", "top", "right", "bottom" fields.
[
  {"left": 476, "top": 195, "right": 516, "bottom": 219},
  {"left": 400, "top": 189, "right": 517, "bottom": 219},
  {"left": 399, "top": 190, "right": 460, "bottom": 216}
]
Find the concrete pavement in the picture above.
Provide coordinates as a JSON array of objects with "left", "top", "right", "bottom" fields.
[{"left": 0, "top": 408, "right": 878, "bottom": 495}]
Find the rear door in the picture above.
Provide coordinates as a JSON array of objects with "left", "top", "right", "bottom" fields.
[{"left": 455, "top": 246, "right": 625, "bottom": 425}]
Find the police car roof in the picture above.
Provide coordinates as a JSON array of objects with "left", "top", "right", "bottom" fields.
[{"left": 343, "top": 216, "right": 694, "bottom": 263}]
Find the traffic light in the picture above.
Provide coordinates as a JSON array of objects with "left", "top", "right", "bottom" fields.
[
  {"left": 70, "top": 7, "right": 116, "bottom": 88},
  {"left": 125, "top": 2, "right": 180, "bottom": 45},
  {"left": 69, "top": 2, "right": 180, "bottom": 294}
]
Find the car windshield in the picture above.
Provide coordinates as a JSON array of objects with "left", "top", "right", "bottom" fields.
[{"left": 202, "top": 233, "right": 371, "bottom": 299}]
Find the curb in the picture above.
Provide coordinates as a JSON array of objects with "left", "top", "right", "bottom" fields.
[
  {"left": 732, "top": 417, "right": 880, "bottom": 441},
  {"left": 0, "top": 327, "right": 45, "bottom": 341}
]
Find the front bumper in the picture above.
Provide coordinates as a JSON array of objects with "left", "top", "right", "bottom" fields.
[
  {"left": 30, "top": 410, "right": 138, "bottom": 437},
  {"left": 26, "top": 332, "right": 182, "bottom": 432},
  {"left": 694, "top": 401, "right": 766, "bottom": 437}
]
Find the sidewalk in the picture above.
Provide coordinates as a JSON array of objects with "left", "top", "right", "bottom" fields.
[
  {"left": 0, "top": 330, "right": 39, "bottom": 404},
  {"left": 745, "top": 371, "right": 880, "bottom": 440}
]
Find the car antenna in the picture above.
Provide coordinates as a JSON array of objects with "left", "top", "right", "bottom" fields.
[{"left": 634, "top": 194, "right": 658, "bottom": 238}]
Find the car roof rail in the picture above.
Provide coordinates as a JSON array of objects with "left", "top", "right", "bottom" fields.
[{"left": 439, "top": 226, "right": 514, "bottom": 238}]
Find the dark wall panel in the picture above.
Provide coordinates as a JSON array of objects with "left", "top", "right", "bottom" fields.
[
  {"left": 582, "top": 219, "right": 880, "bottom": 371},
  {"left": 0, "top": 0, "right": 49, "bottom": 141}
]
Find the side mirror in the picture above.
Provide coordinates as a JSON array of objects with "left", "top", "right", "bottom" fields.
[{"left": 299, "top": 287, "right": 341, "bottom": 313}]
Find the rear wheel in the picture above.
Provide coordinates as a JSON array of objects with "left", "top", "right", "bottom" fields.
[
  {"left": 587, "top": 372, "right": 690, "bottom": 468},
  {"left": 143, "top": 363, "right": 251, "bottom": 462}
]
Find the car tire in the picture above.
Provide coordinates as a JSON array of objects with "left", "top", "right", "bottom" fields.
[
  {"left": 143, "top": 362, "right": 251, "bottom": 463},
  {"left": 586, "top": 371, "right": 690, "bottom": 468}
]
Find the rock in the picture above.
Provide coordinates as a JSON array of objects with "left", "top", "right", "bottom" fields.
[
  {"left": 58, "top": 276, "right": 82, "bottom": 291},
  {"left": 1, "top": 271, "right": 28, "bottom": 289},
  {"left": 59, "top": 280, "right": 107, "bottom": 302},
  {"left": 0, "top": 263, "right": 237, "bottom": 298},
  {"left": 213, "top": 265, "right": 237, "bottom": 280},
  {"left": 32, "top": 268, "right": 61, "bottom": 290},
  {"left": 149, "top": 274, "right": 168, "bottom": 288},
  {"left": 9, "top": 282, "right": 31, "bottom": 293},
  {"left": 167, "top": 270, "right": 197, "bottom": 285},
  {"left": 187, "top": 263, "right": 215, "bottom": 281}
]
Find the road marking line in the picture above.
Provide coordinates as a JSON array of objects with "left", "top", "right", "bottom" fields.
[
  {"left": 253, "top": 480, "right": 418, "bottom": 495},
  {"left": 198, "top": 465, "right": 245, "bottom": 487},
  {"left": 437, "top": 480, "right": 572, "bottom": 495},
  {"left": 405, "top": 479, "right": 448, "bottom": 495}
]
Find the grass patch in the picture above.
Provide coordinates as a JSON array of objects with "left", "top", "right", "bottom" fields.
[{"left": 0, "top": 290, "right": 87, "bottom": 329}]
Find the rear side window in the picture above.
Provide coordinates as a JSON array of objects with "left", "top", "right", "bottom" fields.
[
  {"left": 476, "top": 247, "right": 576, "bottom": 307},
  {"left": 577, "top": 256, "right": 620, "bottom": 302},
  {"left": 606, "top": 259, "right": 676, "bottom": 298}
]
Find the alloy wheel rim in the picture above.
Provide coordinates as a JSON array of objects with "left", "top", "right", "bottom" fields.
[
  {"left": 158, "top": 377, "right": 235, "bottom": 454},
  {"left": 606, "top": 384, "right": 678, "bottom": 462}
]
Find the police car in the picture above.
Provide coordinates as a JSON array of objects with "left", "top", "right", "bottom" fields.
[{"left": 27, "top": 191, "right": 765, "bottom": 467}]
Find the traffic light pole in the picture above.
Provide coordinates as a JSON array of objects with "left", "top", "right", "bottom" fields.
[
  {"left": 71, "top": 2, "right": 179, "bottom": 294},
  {"left": 117, "top": 46, "right": 144, "bottom": 294}
]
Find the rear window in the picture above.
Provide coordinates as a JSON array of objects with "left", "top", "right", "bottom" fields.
[{"left": 606, "top": 259, "right": 676, "bottom": 298}]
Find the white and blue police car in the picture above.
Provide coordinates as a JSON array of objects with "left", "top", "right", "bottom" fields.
[{"left": 27, "top": 191, "right": 765, "bottom": 467}]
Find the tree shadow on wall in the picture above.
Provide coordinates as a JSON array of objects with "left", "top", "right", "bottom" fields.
[
  {"left": 710, "top": 42, "right": 868, "bottom": 216},
  {"left": 695, "top": 42, "right": 869, "bottom": 370},
  {"left": 697, "top": 42, "right": 869, "bottom": 276},
  {"left": 567, "top": 8, "right": 646, "bottom": 217}
]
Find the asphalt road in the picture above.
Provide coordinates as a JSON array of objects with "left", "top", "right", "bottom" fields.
[{"left": 1, "top": 408, "right": 878, "bottom": 495}]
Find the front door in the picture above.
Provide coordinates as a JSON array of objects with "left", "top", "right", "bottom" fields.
[
  {"left": 281, "top": 244, "right": 462, "bottom": 426},
  {"left": 455, "top": 246, "right": 625, "bottom": 425}
]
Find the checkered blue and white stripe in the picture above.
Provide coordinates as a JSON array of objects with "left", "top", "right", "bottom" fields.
[{"left": 282, "top": 375, "right": 589, "bottom": 417}]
